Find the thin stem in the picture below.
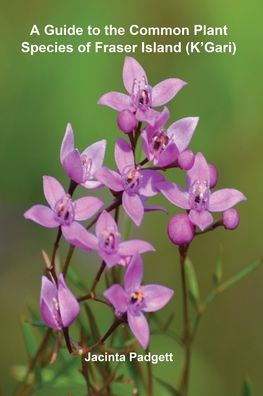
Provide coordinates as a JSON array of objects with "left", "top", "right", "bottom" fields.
[
  {"left": 78, "top": 294, "right": 111, "bottom": 307},
  {"left": 48, "top": 227, "right": 62, "bottom": 283},
  {"left": 48, "top": 179, "right": 77, "bottom": 282},
  {"left": 144, "top": 162, "right": 178, "bottom": 171},
  {"left": 91, "top": 261, "right": 106, "bottom": 294},
  {"left": 138, "top": 157, "right": 149, "bottom": 167},
  {"left": 129, "top": 132, "right": 136, "bottom": 152},
  {"left": 178, "top": 244, "right": 191, "bottom": 396},
  {"left": 83, "top": 317, "right": 124, "bottom": 354},
  {"left": 68, "top": 179, "right": 78, "bottom": 196},
  {"left": 80, "top": 356, "right": 93, "bottom": 394},
  {"left": 77, "top": 261, "right": 110, "bottom": 304},
  {"left": 134, "top": 121, "right": 142, "bottom": 148},
  {"left": 62, "top": 327, "right": 72, "bottom": 354},
  {"left": 146, "top": 346, "right": 153, "bottom": 396}
]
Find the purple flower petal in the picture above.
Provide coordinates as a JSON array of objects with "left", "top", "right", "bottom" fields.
[
  {"left": 98, "top": 91, "right": 131, "bottom": 111},
  {"left": 142, "top": 285, "right": 174, "bottom": 312},
  {"left": 74, "top": 197, "right": 103, "bottom": 221},
  {"left": 40, "top": 299, "right": 60, "bottom": 330},
  {"left": 124, "top": 254, "right": 144, "bottom": 293},
  {"left": 57, "top": 274, "right": 80, "bottom": 327},
  {"left": 40, "top": 276, "right": 60, "bottom": 330},
  {"left": 154, "top": 106, "right": 170, "bottom": 131},
  {"left": 95, "top": 167, "right": 123, "bottom": 192},
  {"left": 123, "top": 191, "right": 144, "bottom": 226},
  {"left": 140, "top": 170, "right": 164, "bottom": 197},
  {"left": 189, "top": 209, "right": 213, "bottom": 231},
  {"left": 156, "top": 143, "right": 179, "bottom": 167},
  {"left": 43, "top": 176, "right": 65, "bottom": 210},
  {"left": 141, "top": 131, "right": 151, "bottom": 160},
  {"left": 115, "top": 138, "right": 134, "bottom": 173},
  {"left": 60, "top": 123, "right": 74, "bottom": 163},
  {"left": 99, "top": 252, "right": 121, "bottom": 268},
  {"left": 151, "top": 78, "right": 186, "bottom": 107},
  {"left": 95, "top": 210, "right": 118, "bottom": 238},
  {"left": 158, "top": 181, "right": 190, "bottom": 209},
  {"left": 118, "top": 240, "right": 155, "bottom": 256},
  {"left": 104, "top": 284, "right": 128, "bottom": 313},
  {"left": 63, "top": 149, "right": 83, "bottom": 184},
  {"left": 209, "top": 189, "right": 246, "bottom": 212},
  {"left": 81, "top": 140, "right": 107, "bottom": 176},
  {"left": 187, "top": 152, "right": 210, "bottom": 188},
  {"left": 62, "top": 222, "right": 98, "bottom": 251},
  {"left": 127, "top": 311, "right": 149, "bottom": 349},
  {"left": 136, "top": 108, "right": 159, "bottom": 125},
  {"left": 24, "top": 205, "right": 59, "bottom": 228},
  {"left": 122, "top": 56, "right": 147, "bottom": 94},
  {"left": 167, "top": 117, "right": 199, "bottom": 153},
  {"left": 81, "top": 180, "right": 103, "bottom": 190}
]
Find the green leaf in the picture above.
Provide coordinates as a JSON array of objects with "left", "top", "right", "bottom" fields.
[
  {"left": 21, "top": 320, "right": 38, "bottom": 357},
  {"left": 203, "top": 259, "right": 263, "bottom": 311},
  {"left": 126, "top": 359, "right": 144, "bottom": 394},
  {"left": 111, "top": 381, "right": 135, "bottom": 394},
  {"left": 242, "top": 378, "right": 253, "bottom": 396},
  {"left": 219, "top": 259, "right": 262, "bottom": 293},
  {"left": 185, "top": 257, "right": 200, "bottom": 309},
  {"left": 28, "top": 319, "right": 46, "bottom": 328},
  {"left": 213, "top": 258, "right": 223, "bottom": 286},
  {"left": 84, "top": 303, "right": 100, "bottom": 342},
  {"left": 162, "top": 313, "right": 175, "bottom": 332},
  {"left": 21, "top": 320, "right": 43, "bottom": 385},
  {"left": 154, "top": 377, "right": 180, "bottom": 396},
  {"left": 67, "top": 267, "right": 87, "bottom": 291}
]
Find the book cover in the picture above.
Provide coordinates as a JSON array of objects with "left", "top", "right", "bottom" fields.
[{"left": 1, "top": 1, "right": 261, "bottom": 395}]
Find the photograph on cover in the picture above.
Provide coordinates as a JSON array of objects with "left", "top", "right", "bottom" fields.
[{"left": 0, "top": 1, "right": 262, "bottom": 395}]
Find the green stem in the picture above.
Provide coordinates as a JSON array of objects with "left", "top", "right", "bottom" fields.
[
  {"left": 178, "top": 245, "right": 191, "bottom": 396},
  {"left": 48, "top": 227, "right": 62, "bottom": 283},
  {"left": 13, "top": 330, "right": 52, "bottom": 396},
  {"left": 146, "top": 346, "right": 153, "bottom": 396}
]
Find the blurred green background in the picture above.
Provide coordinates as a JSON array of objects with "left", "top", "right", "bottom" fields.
[{"left": 1, "top": 0, "right": 262, "bottom": 394}]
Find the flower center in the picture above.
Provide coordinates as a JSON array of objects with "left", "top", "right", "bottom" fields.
[
  {"left": 132, "top": 77, "right": 152, "bottom": 111},
  {"left": 189, "top": 180, "right": 210, "bottom": 211},
  {"left": 54, "top": 194, "right": 75, "bottom": 226},
  {"left": 130, "top": 290, "right": 144, "bottom": 303},
  {"left": 81, "top": 155, "right": 93, "bottom": 181},
  {"left": 99, "top": 227, "right": 120, "bottom": 254},
  {"left": 121, "top": 165, "right": 142, "bottom": 193},
  {"left": 151, "top": 130, "right": 170, "bottom": 158},
  {"left": 129, "top": 290, "right": 145, "bottom": 311}
]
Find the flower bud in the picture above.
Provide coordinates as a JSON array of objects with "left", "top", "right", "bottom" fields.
[
  {"left": 167, "top": 213, "right": 194, "bottom": 245},
  {"left": 177, "top": 149, "right": 195, "bottom": 170},
  {"left": 117, "top": 110, "right": 137, "bottom": 134},
  {"left": 208, "top": 163, "right": 218, "bottom": 188},
  {"left": 40, "top": 274, "right": 80, "bottom": 330},
  {"left": 222, "top": 208, "right": 240, "bottom": 230}
]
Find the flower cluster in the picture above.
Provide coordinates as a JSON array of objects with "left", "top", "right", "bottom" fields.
[{"left": 24, "top": 57, "right": 246, "bottom": 350}]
